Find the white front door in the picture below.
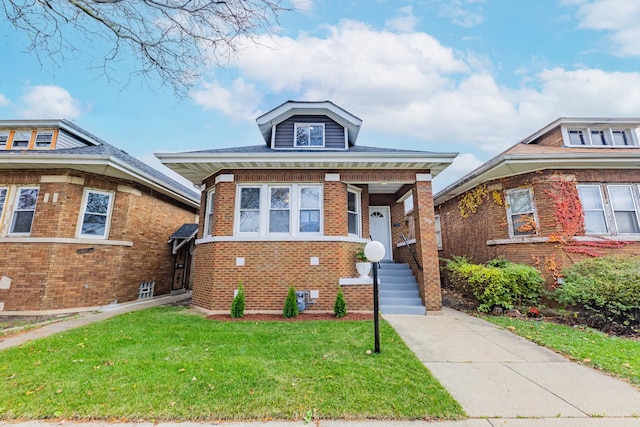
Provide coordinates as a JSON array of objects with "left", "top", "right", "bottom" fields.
[{"left": 368, "top": 206, "right": 392, "bottom": 260}]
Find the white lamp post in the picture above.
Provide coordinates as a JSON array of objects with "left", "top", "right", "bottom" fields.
[{"left": 364, "top": 240, "right": 385, "bottom": 353}]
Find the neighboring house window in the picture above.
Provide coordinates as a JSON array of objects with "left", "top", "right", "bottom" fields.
[
  {"left": 0, "top": 132, "right": 8, "bottom": 149},
  {"left": 505, "top": 188, "right": 537, "bottom": 236},
  {"left": 10, "top": 187, "right": 39, "bottom": 235},
  {"left": 577, "top": 185, "right": 608, "bottom": 234},
  {"left": 607, "top": 185, "right": 640, "bottom": 234},
  {"left": 565, "top": 127, "right": 638, "bottom": 147},
  {"left": 612, "top": 130, "right": 630, "bottom": 146},
  {"left": 11, "top": 131, "right": 31, "bottom": 149},
  {"left": 236, "top": 184, "right": 323, "bottom": 236},
  {"left": 204, "top": 190, "right": 215, "bottom": 236},
  {"left": 295, "top": 123, "right": 324, "bottom": 147},
  {"left": 78, "top": 190, "right": 113, "bottom": 238},
  {"left": 347, "top": 188, "right": 361, "bottom": 236},
  {"left": 269, "top": 187, "right": 291, "bottom": 233},
  {"left": 435, "top": 214, "right": 442, "bottom": 249},
  {"left": 568, "top": 130, "right": 586, "bottom": 146},
  {"left": 34, "top": 131, "right": 54, "bottom": 149}
]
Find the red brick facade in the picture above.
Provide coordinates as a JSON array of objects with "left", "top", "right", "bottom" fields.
[
  {"left": 0, "top": 169, "right": 197, "bottom": 311},
  {"left": 436, "top": 169, "right": 640, "bottom": 286},
  {"left": 192, "top": 169, "right": 443, "bottom": 313}
]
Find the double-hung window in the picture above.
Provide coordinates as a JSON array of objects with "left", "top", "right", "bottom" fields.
[
  {"left": 35, "top": 131, "right": 54, "bottom": 149},
  {"left": 295, "top": 124, "right": 324, "bottom": 147},
  {"left": 204, "top": 190, "right": 215, "bottom": 236},
  {"left": 608, "top": 185, "right": 640, "bottom": 234},
  {"left": 11, "top": 131, "right": 31, "bottom": 149},
  {"left": 10, "top": 187, "right": 39, "bottom": 235},
  {"left": 577, "top": 185, "right": 608, "bottom": 234},
  {"left": 236, "top": 184, "right": 322, "bottom": 236},
  {"left": 78, "top": 190, "right": 113, "bottom": 238},
  {"left": 347, "top": 188, "right": 361, "bottom": 236},
  {"left": 505, "top": 188, "right": 537, "bottom": 237}
]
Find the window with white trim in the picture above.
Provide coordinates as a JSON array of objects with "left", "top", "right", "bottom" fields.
[
  {"left": 204, "top": 190, "right": 215, "bottom": 236},
  {"left": 78, "top": 189, "right": 113, "bottom": 238},
  {"left": 294, "top": 123, "right": 324, "bottom": 147},
  {"left": 577, "top": 184, "right": 640, "bottom": 235},
  {"left": 11, "top": 131, "right": 31, "bottom": 149},
  {"left": 10, "top": 187, "right": 39, "bottom": 235},
  {"left": 505, "top": 188, "right": 538, "bottom": 237},
  {"left": 565, "top": 126, "right": 638, "bottom": 147},
  {"left": 577, "top": 185, "right": 608, "bottom": 234},
  {"left": 347, "top": 188, "right": 361, "bottom": 236},
  {"left": 435, "top": 214, "right": 442, "bottom": 249},
  {"left": 236, "top": 184, "right": 323, "bottom": 236}
]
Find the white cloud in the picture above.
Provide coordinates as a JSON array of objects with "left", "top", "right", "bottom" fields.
[
  {"left": 0, "top": 94, "right": 9, "bottom": 107},
  {"left": 568, "top": 0, "right": 640, "bottom": 57},
  {"left": 18, "top": 85, "right": 87, "bottom": 119},
  {"left": 290, "top": 0, "right": 314, "bottom": 13},
  {"left": 432, "top": 152, "right": 484, "bottom": 194},
  {"left": 191, "top": 78, "right": 263, "bottom": 119},
  {"left": 385, "top": 6, "right": 419, "bottom": 33},
  {"left": 436, "top": 0, "right": 487, "bottom": 28}
]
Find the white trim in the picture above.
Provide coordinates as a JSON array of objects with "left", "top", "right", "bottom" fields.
[
  {"left": 325, "top": 173, "right": 340, "bottom": 181},
  {"left": 40, "top": 175, "right": 85, "bottom": 185},
  {"left": 347, "top": 186, "right": 362, "bottom": 237},
  {"left": 204, "top": 189, "right": 215, "bottom": 237},
  {"left": 8, "top": 186, "right": 39, "bottom": 236},
  {"left": 195, "top": 235, "right": 369, "bottom": 245},
  {"left": 215, "top": 174, "right": 234, "bottom": 184},
  {"left": 369, "top": 206, "right": 393, "bottom": 260},
  {"left": 294, "top": 123, "right": 325, "bottom": 148},
  {"left": 435, "top": 214, "right": 443, "bottom": 249},
  {"left": 77, "top": 189, "right": 114, "bottom": 239},
  {"left": 416, "top": 173, "right": 432, "bottom": 181},
  {"left": 562, "top": 124, "right": 640, "bottom": 147},
  {"left": 0, "top": 237, "right": 133, "bottom": 246},
  {"left": 505, "top": 188, "right": 539, "bottom": 238},
  {"left": 339, "top": 277, "right": 373, "bottom": 285},
  {"left": 487, "top": 235, "right": 640, "bottom": 245}
]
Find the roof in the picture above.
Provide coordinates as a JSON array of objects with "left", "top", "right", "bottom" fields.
[
  {"left": 0, "top": 119, "right": 200, "bottom": 208},
  {"left": 434, "top": 118, "right": 640, "bottom": 206},
  {"left": 255, "top": 101, "right": 363, "bottom": 146},
  {"left": 157, "top": 144, "right": 458, "bottom": 184},
  {"left": 170, "top": 223, "right": 199, "bottom": 239}
]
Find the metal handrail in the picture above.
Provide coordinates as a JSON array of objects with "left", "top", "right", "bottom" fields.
[{"left": 400, "top": 233, "right": 423, "bottom": 271}]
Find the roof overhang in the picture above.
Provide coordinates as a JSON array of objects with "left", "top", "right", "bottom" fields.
[
  {"left": 434, "top": 152, "right": 640, "bottom": 205},
  {"left": 0, "top": 154, "right": 200, "bottom": 208},
  {"left": 520, "top": 117, "right": 640, "bottom": 144},
  {"left": 156, "top": 151, "right": 457, "bottom": 186},
  {"left": 255, "top": 101, "right": 363, "bottom": 146}
]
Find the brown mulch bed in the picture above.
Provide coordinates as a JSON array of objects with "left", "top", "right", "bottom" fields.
[{"left": 207, "top": 312, "right": 374, "bottom": 322}]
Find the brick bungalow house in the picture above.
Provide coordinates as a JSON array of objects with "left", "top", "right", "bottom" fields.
[
  {"left": 0, "top": 120, "right": 200, "bottom": 312},
  {"left": 157, "top": 101, "right": 456, "bottom": 314},
  {"left": 434, "top": 117, "right": 640, "bottom": 285}
]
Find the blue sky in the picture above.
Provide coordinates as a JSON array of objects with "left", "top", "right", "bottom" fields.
[{"left": 2, "top": 0, "right": 640, "bottom": 192}]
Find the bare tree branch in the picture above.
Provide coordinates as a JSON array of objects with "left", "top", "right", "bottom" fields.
[{"left": 1, "top": 0, "right": 287, "bottom": 97}]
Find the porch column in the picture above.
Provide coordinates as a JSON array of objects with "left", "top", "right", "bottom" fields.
[{"left": 412, "top": 177, "right": 442, "bottom": 312}]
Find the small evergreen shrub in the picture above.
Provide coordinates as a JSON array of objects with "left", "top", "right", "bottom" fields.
[
  {"left": 230, "top": 281, "right": 245, "bottom": 318},
  {"left": 554, "top": 255, "right": 640, "bottom": 335},
  {"left": 444, "top": 256, "right": 544, "bottom": 313},
  {"left": 334, "top": 287, "right": 347, "bottom": 318},
  {"left": 283, "top": 286, "right": 299, "bottom": 318}
]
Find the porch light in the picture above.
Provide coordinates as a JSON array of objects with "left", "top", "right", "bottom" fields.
[{"left": 364, "top": 240, "right": 385, "bottom": 353}]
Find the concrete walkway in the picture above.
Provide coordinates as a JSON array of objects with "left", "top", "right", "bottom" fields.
[{"left": 1, "top": 302, "right": 639, "bottom": 426}]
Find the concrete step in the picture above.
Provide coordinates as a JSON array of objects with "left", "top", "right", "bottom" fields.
[
  {"left": 378, "top": 275, "right": 417, "bottom": 284},
  {"left": 379, "top": 283, "right": 418, "bottom": 292},
  {"left": 380, "top": 305, "right": 426, "bottom": 315},
  {"left": 381, "top": 297, "right": 424, "bottom": 306},
  {"left": 379, "top": 289, "right": 420, "bottom": 298}
]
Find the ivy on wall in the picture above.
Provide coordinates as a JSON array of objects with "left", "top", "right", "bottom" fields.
[{"left": 458, "top": 184, "right": 487, "bottom": 218}]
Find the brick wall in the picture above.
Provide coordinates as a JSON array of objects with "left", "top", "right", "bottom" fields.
[{"left": 0, "top": 169, "right": 197, "bottom": 311}]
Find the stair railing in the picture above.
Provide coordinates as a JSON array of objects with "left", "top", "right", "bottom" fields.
[{"left": 400, "top": 234, "right": 423, "bottom": 271}]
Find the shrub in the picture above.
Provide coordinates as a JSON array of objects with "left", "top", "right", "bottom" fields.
[
  {"left": 334, "top": 287, "right": 347, "bottom": 318},
  {"left": 230, "top": 281, "right": 245, "bottom": 318},
  {"left": 283, "top": 286, "right": 299, "bottom": 318},
  {"left": 444, "top": 256, "right": 544, "bottom": 313},
  {"left": 554, "top": 255, "right": 640, "bottom": 335}
]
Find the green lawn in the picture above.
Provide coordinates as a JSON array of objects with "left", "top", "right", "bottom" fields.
[
  {"left": 484, "top": 316, "right": 640, "bottom": 386},
  {"left": 0, "top": 306, "right": 464, "bottom": 421}
]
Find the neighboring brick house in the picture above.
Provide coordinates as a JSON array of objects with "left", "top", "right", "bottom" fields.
[
  {"left": 434, "top": 117, "right": 640, "bottom": 285},
  {"left": 0, "top": 120, "right": 200, "bottom": 312},
  {"left": 158, "top": 101, "right": 456, "bottom": 313}
]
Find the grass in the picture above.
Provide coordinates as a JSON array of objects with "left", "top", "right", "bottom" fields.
[
  {"left": 484, "top": 316, "right": 640, "bottom": 386},
  {"left": 0, "top": 306, "right": 464, "bottom": 421}
]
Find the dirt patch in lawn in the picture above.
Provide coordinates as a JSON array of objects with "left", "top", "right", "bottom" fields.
[{"left": 207, "top": 312, "right": 374, "bottom": 322}]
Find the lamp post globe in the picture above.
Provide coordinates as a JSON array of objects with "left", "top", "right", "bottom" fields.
[{"left": 364, "top": 240, "right": 385, "bottom": 353}]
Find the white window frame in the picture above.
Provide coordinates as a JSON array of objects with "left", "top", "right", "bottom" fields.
[
  {"left": 606, "top": 184, "right": 640, "bottom": 234},
  {"left": 9, "top": 186, "right": 39, "bottom": 236},
  {"left": 294, "top": 123, "right": 325, "bottom": 148},
  {"left": 577, "top": 184, "right": 609, "bottom": 235},
  {"left": 204, "top": 189, "right": 215, "bottom": 237},
  {"left": 269, "top": 186, "right": 291, "bottom": 234},
  {"left": 435, "top": 214, "right": 442, "bottom": 249},
  {"left": 235, "top": 184, "right": 323, "bottom": 237},
  {"left": 347, "top": 186, "right": 361, "bottom": 237},
  {"left": 563, "top": 126, "right": 639, "bottom": 147},
  {"left": 505, "top": 188, "right": 539, "bottom": 238},
  {"left": 77, "top": 189, "right": 114, "bottom": 239}
]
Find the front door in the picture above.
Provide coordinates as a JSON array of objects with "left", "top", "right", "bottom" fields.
[{"left": 368, "top": 206, "right": 392, "bottom": 260}]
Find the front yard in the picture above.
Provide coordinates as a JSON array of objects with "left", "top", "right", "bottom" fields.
[{"left": 0, "top": 306, "right": 464, "bottom": 422}]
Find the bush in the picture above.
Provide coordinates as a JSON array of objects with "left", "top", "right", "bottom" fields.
[
  {"left": 554, "top": 255, "right": 640, "bottom": 335},
  {"left": 283, "top": 286, "right": 299, "bottom": 318},
  {"left": 230, "top": 281, "right": 245, "bottom": 318},
  {"left": 334, "top": 287, "right": 347, "bottom": 318},
  {"left": 444, "top": 257, "right": 544, "bottom": 313}
]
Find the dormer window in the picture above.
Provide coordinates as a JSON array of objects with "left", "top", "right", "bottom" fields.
[
  {"left": 295, "top": 123, "right": 324, "bottom": 147},
  {"left": 564, "top": 126, "right": 638, "bottom": 147},
  {"left": 35, "top": 131, "right": 54, "bottom": 149},
  {"left": 0, "top": 131, "right": 8, "bottom": 149},
  {"left": 11, "top": 131, "right": 32, "bottom": 149}
]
